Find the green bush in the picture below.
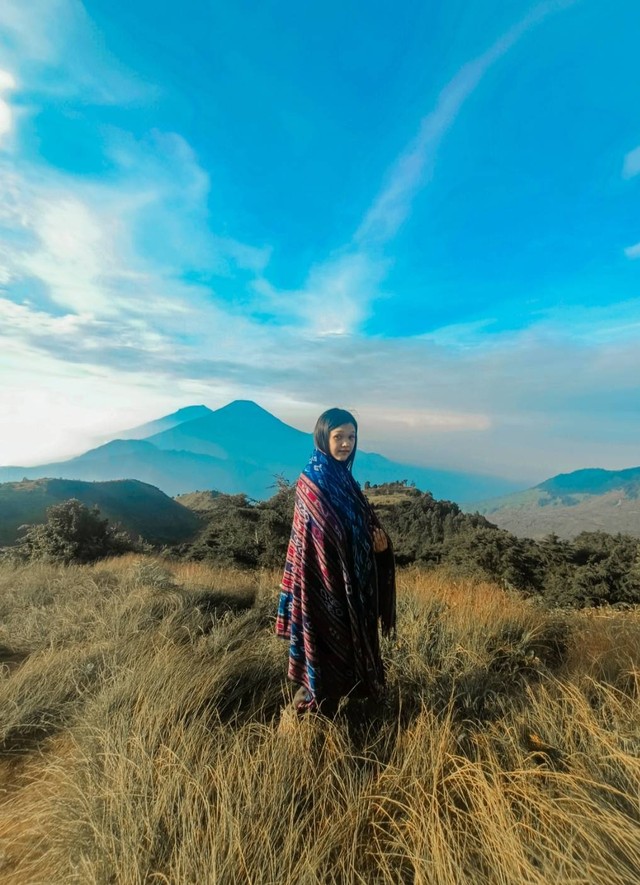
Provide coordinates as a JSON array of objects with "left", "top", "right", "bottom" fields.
[
  {"left": 10, "top": 498, "right": 140, "bottom": 564},
  {"left": 184, "top": 484, "right": 296, "bottom": 569}
]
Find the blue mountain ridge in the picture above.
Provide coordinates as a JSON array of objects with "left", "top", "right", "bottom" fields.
[
  {"left": 0, "top": 400, "right": 525, "bottom": 502},
  {"left": 465, "top": 466, "right": 640, "bottom": 539},
  {"left": 538, "top": 467, "right": 640, "bottom": 496}
]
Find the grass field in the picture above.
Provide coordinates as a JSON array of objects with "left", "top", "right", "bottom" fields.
[{"left": 0, "top": 556, "right": 639, "bottom": 883}]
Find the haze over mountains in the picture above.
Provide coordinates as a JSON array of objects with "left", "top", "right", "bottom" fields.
[
  {"left": 0, "top": 401, "right": 522, "bottom": 503},
  {"left": 2, "top": 401, "right": 639, "bottom": 539}
]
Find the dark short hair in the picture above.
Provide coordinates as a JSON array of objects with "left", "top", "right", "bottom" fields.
[{"left": 314, "top": 408, "right": 358, "bottom": 470}]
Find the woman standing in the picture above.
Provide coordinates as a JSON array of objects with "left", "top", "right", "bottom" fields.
[{"left": 276, "top": 408, "right": 396, "bottom": 714}]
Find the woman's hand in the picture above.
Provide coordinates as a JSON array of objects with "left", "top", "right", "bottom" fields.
[{"left": 373, "top": 526, "right": 388, "bottom": 553}]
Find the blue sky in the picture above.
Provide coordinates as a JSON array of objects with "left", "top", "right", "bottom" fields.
[{"left": 0, "top": 0, "right": 639, "bottom": 483}]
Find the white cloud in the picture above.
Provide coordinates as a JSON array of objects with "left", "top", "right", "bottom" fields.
[
  {"left": 0, "top": 126, "right": 272, "bottom": 334},
  {"left": 622, "top": 145, "right": 640, "bottom": 179},
  {"left": 300, "top": 254, "right": 386, "bottom": 335},
  {"left": 0, "top": 68, "right": 16, "bottom": 147},
  {"left": 0, "top": 0, "right": 151, "bottom": 105},
  {"left": 0, "top": 297, "right": 86, "bottom": 335},
  {"left": 254, "top": 251, "right": 388, "bottom": 335},
  {"left": 360, "top": 406, "right": 490, "bottom": 432},
  {"left": 20, "top": 197, "right": 118, "bottom": 315},
  {"left": 0, "top": 0, "right": 66, "bottom": 64},
  {"left": 0, "top": 70, "right": 15, "bottom": 90},
  {"left": 624, "top": 241, "right": 640, "bottom": 259},
  {"left": 622, "top": 146, "right": 640, "bottom": 257},
  {"left": 0, "top": 164, "right": 132, "bottom": 317},
  {"left": 0, "top": 103, "right": 11, "bottom": 144}
]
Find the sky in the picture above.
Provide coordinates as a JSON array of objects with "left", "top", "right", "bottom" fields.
[{"left": 0, "top": 0, "right": 639, "bottom": 484}]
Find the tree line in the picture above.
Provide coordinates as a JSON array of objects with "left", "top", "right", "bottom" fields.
[{"left": 3, "top": 484, "right": 640, "bottom": 608}]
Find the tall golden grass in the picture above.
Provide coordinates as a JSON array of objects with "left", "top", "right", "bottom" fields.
[{"left": 0, "top": 556, "right": 639, "bottom": 883}]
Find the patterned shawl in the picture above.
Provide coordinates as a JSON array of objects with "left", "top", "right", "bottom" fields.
[{"left": 276, "top": 449, "right": 396, "bottom": 709}]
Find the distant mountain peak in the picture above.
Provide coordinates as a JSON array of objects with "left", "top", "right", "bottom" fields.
[
  {"left": 171, "top": 404, "right": 212, "bottom": 418},
  {"left": 537, "top": 466, "right": 640, "bottom": 496},
  {"left": 470, "top": 464, "right": 640, "bottom": 539},
  {"left": 116, "top": 404, "right": 214, "bottom": 441},
  {"left": 208, "top": 399, "right": 299, "bottom": 431},
  {"left": 216, "top": 400, "right": 272, "bottom": 415},
  {"left": 0, "top": 400, "right": 525, "bottom": 503}
]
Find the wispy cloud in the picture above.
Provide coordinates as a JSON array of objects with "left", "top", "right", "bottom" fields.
[
  {"left": 276, "top": 317, "right": 640, "bottom": 479},
  {"left": 622, "top": 145, "right": 640, "bottom": 179},
  {"left": 257, "top": 1, "right": 577, "bottom": 336},
  {"left": 2, "top": 0, "right": 574, "bottom": 347},
  {"left": 0, "top": 69, "right": 16, "bottom": 147},
  {"left": 624, "top": 242, "right": 640, "bottom": 260},
  {"left": 254, "top": 252, "right": 389, "bottom": 336},
  {"left": 0, "top": 0, "right": 62, "bottom": 66},
  {"left": 621, "top": 145, "right": 640, "bottom": 258},
  {"left": 0, "top": 0, "right": 152, "bottom": 105},
  {"left": 355, "top": 2, "right": 572, "bottom": 248},
  {"left": 0, "top": 79, "right": 272, "bottom": 363}
]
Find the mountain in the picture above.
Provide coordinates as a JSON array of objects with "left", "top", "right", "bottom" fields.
[
  {"left": 538, "top": 467, "right": 640, "bottom": 497},
  {"left": 0, "top": 400, "right": 523, "bottom": 502},
  {"left": 116, "top": 405, "right": 215, "bottom": 441},
  {"left": 147, "top": 400, "right": 312, "bottom": 464},
  {"left": 467, "top": 467, "right": 640, "bottom": 539},
  {"left": 0, "top": 478, "right": 202, "bottom": 547}
]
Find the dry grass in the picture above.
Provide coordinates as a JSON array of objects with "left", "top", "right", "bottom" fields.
[{"left": 0, "top": 557, "right": 639, "bottom": 883}]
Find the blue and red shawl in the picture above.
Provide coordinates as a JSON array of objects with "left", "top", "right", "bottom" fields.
[{"left": 276, "top": 449, "right": 396, "bottom": 710}]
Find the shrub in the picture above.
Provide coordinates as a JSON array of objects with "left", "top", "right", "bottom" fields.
[
  {"left": 11, "top": 499, "right": 140, "bottom": 564},
  {"left": 185, "top": 485, "right": 296, "bottom": 569}
]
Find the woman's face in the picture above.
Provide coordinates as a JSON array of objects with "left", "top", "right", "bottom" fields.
[{"left": 328, "top": 423, "right": 356, "bottom": 462}]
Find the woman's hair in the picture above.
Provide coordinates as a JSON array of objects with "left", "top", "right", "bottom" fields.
[{"left": 314, "top": 408, "right": 358, "bottom": 470}]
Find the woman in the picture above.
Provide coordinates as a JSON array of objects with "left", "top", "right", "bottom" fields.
[{"left": 276, "top": 408, "right": 396, "bottom": 714}]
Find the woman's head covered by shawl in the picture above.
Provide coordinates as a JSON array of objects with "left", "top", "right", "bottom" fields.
[{"left": 314, "top": 407, "right": 358, "bottom": 471}]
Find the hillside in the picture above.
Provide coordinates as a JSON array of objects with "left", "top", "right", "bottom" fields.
[
  {"left": 469, "top": 468, "right": 640, "bottom": 539},
  {"left": 0, "top": 478, "right": 201, "bottom": 547},
  {"left": 174, "top": 490, "right": 222, "bottom": 515},
  {"left": 364, "top": 480, "right": 423, "bottom": 506},
  {"left": 0, "top": 400, "right": 523, "bottom": 502}
]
